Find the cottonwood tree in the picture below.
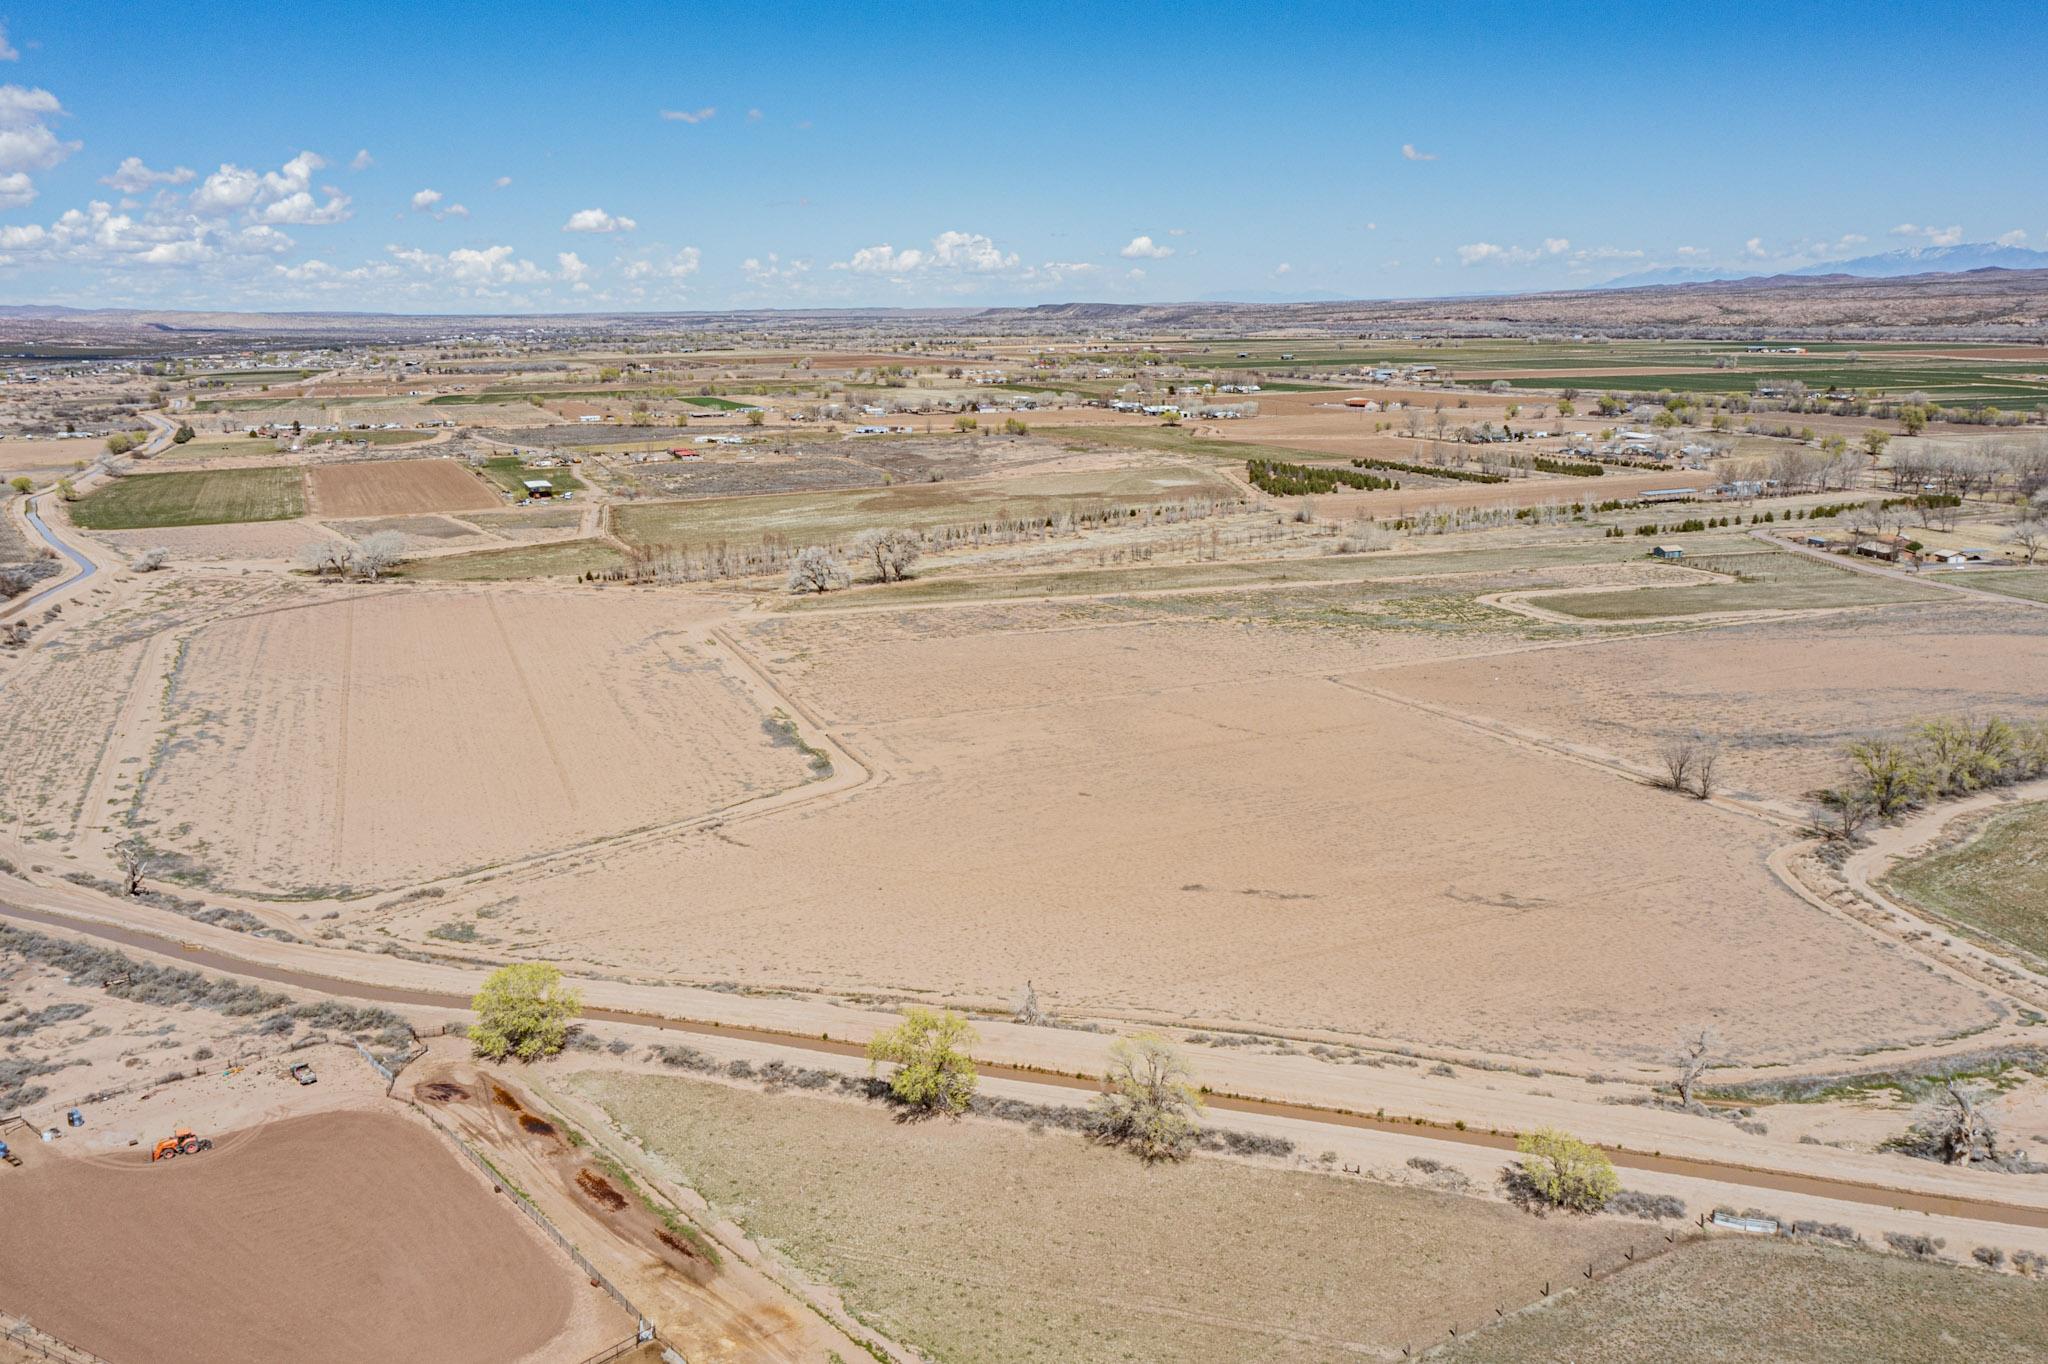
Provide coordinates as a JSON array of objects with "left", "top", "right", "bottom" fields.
[
  {"left": 1657, "top": 736, "right": 1699, "bottom": 793},
  {"left": 785, "top": 545, "right": 847, "bottom": 594},
  {"left": 1673, "top": 1029, "right": 1717, "bottom": 1108},
  {"left": 1845, "top": 738, "right": 1927, "bottom": 818},
  {"left": 346, "top": 532, "right": 409, "bottom": 581},
  {"left": 1811, "top": 785, "right": 1875, "bottom": 842},
  {"left": 866, "top": 1007, "right": 977, "bottom": 1115},
  {"left": 470, "top": 962, "right": 582, "bottom": 1061},
  {"left": 1089, "top": 1034, "right": 1203, "bottom": 1161},
  {"left": 1013, "top": 980, "right": 1048, "bottom": 1027},
  {"left": 117, "top": 841, "right": 155, "bottom": 896},
  {"left": 2011, "top": 512, "right": 2047, "bottom": 565},
  {"left": 296, "top": 540, "right": 351, "bottom": 577},
  {"left": 1689, "top": 740, "right": 1722, "bottom": 800},
  {"left": 129, "top": 547, "right": 170, "bottom": 573},
  {"left": 1513, "top": 1128, "right": 1619, "bottom": 1212},
  {"left": 1926, "top": 1081, "right": 2001, "bottom": 1166},
  {"left": 853, "top": 527, "right": 921, "bottom": 583}
]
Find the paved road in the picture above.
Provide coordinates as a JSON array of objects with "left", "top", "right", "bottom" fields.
[{"left": 3, "top": 412, "right": 176, "bottom": 619}]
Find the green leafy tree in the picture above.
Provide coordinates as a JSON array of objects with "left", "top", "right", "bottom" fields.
[
  {"left": 1556, "top": 399, "right": 1575, "bottom": 417},
  {"left": 1514, "top": 1128, "right": 1619, "bottom": 1211},
  {"left": 1898, "top": 405, "right": 1928, "bottom": 437},
  {"left": 1860, "top": 428, "right": 1892, "bottom": 462},
  {"left": 469, "top": 962, "right": 582, "bottom": 1061},
  {"left": 1845, "top": 738, "right": 1927, "bottom": 818},
  {"left": 867, "top": 1007, "right": 977, "bottom": 1114},
  {"left": 8, "top": 476, "right": 31, "bottom": 496},
  {"left": 172, "top": 424, "right": 195, "bottom": 445},
  {"left": 1089, "top": 1034, "right": 1203, "bottom": 1160}
]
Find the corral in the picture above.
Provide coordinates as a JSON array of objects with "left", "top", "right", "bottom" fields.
[
  {"left": 133, "top": 589, "right": 819, "bottom": 892},
  {"left": 0, "top": 1108, "right": 628, "bottom": 1364},
  {"left": 305, "top": 458, "right": 500, "bottom": 518}
]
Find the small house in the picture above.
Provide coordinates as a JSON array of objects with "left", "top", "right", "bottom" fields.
[
  {"left": 1651, "top": 544, "right": 1685, "bottom": 560},
  {"left": 521, "top": 479, "right": 555, "bottom": 498}
]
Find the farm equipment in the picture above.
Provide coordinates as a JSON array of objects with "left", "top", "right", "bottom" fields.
[
  {"left": 150, "top": 1127, "right": 213, "bottom": 1162},
  {"left": 290, "top": 1063, "right": 318, "bottom": 1086}
]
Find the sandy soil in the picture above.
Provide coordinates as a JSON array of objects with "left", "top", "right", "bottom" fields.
[
  {"left": 137, "top": 587, "right": 818, "bottom": 892},
  {"left": 0, "top": 1107, "right": 627, "bottom": 1364},
  {"left": 306, "top": 458, "right": 500, "bottom": 517},
  {"left": 1371, "top": 602, "right": 2048, "bottom": 807},
  {"left": 414, "top": 601, "right": 2003, "bottom": 1067},
  {"left": 89, "top": 518, "right": 333, "bottom": 562}
]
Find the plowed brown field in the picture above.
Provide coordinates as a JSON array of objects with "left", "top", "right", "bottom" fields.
[{"left": 307, "top": 458, "right": 499, "bottom": 516}]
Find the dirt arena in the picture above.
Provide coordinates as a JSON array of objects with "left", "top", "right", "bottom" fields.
[
  {"left": 417, "top": 599, "right": 2003, "bottom": 1067},
  {"left": 137, "top": 588, "right": 817, "bottom": 891},
  {"left": 0, "top": 1109, "right": 626, "bottom": 1364},
  {"left": 306, "top": 458, "right": 500, "bottom": 517}
]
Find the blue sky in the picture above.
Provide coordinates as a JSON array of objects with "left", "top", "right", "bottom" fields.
[{"left": 0, "top": 1, "right": 2042, "bottom": 313}]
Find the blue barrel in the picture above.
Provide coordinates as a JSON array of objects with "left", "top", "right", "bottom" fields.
[{"left": 0, "top": 1140, "right": 10, "bottom": 1160}]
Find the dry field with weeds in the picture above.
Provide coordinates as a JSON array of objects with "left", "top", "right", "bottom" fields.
[
  {"left": 574, "top": 1069, "right": 1645, "bottom": 1364},
  {"left": 133, "top": 588, "right": 817, "bottom": 893}
]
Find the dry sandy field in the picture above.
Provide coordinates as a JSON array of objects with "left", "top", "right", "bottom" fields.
[
  {"left": 135, "top": 588, "right": 816, "bottom": 893},
  {"left": 0, "top": 1108, "right": 627, "bottom": 1364},
  {"left": 429, "top": 591, "right": 2004, "bottom": 1067},
  {"left": 1371, "top": 601, "right": 2048, "bottom": 807},
  {"left": 305, "top": 457, "right": 499, "bottom": 518}
]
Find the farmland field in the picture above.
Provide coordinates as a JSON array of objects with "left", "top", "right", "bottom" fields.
[
  {"left": 303, "top": 428, "right": 435, "bottom": 446},
  {"left": 305, "top": 458, "right": 500, "bottom": 517},
  {"left": 1958, "top": 568, "right": 2048, "bottom": 604},
  {"left": 133, "top": 589, "right": 816, "bottom": 892},
  {"left": 575, "top": 1070, "right": 1644, "bottom": 1364},
  {"left": 1880, "top": 801, "right": 2048, "bottom": 962},
  {"left": 1444, "top": 1238, "right": 2048, "bottom": 1364},
  {"left": 69, "top": 465, "right": 305, "bottom": 529},
  {"left": 1521, "top": 549, "right": 1949, "bottom": 619},
  {"left": 615, "top": 463, "right": 1239, "bottom": 551},
  {"left": 399, "top": 537, "right": 621, "bottom": 580},
  {"left": 477, "top": 455, "right": 586, "bottom": 496},
  {"left": 461, "top": 595, "right": 2003, "bottom": 1066}
]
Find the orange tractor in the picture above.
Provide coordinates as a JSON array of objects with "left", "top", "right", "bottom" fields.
[{"left": 150, "top": 1127, "right": 213, "bottom": 1162}]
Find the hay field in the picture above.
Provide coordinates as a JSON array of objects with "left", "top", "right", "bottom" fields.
[
  {"left": 575, "top": 1070, "right": 1644, "bottom": 1364},
  {"left": 69, "top": 465, "right": 305, "bottom": 529},
  {"left": 1881, "top": 801, "right": 2048, "bottom": 962},
  {"left": 306, "top": 458, "right": 500, "bottom": 517},
  {"left": 136, "top": 590, "right": 816, "bottom": 892},
  {"left": 0, "top": 1109, "right": 624, "bottom": 1364},
  {"left": 1445, "top": 1238, "right": 2048, "bottom": 1364},
  {"left": 1371, "top": 602, "right": 2048, "bottom": 805},
  {"left": 472, "top": 602, "right": 1998, "bottom": 1065}
]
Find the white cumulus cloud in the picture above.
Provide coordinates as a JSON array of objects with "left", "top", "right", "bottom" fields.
[
  {"left": 1119, "top": 234, "right": 1173, "bottom": 260},
  {"left": 660, "top": 106, "right": 716, "bottom": 124},
  {"left": 102, "top": 156, "right": 195, "bottom": 193},
  {"left": 1890, "top": 222, "right": 1964, "bottom": 247},
  {"left": 0, "top": 86, "right": 79, "bottom": 178},
  {"left": 192, "top": 152, "right": 348, "bottom": 224},
  {"left": 349, "top": 148, "right": 373, "bottom": 171},
  {"left": 1400, "top": 143, "right": 1437, "bottom": 161},
  {"left": 564, "top": 207, "right": 636, "bottom": 234},
  {"left": 0, "top": 24, "right": 17, "bottom": 62}
]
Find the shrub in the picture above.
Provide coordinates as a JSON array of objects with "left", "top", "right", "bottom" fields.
[
  {"left": 1513, "top": 1128, "right": 1620, "bottom": 1211},
  {"left": 469, "top": 962, "right": 581, "bottom": 1061},
  {"left": 1605, "top": 1189, "right": 1686, "bottom": 1220},
  {"left": 866, "top": 1008, "right": 977, "bottom": 1115},
  {"left": 1884, "top": 1231, "right": 1945, "bottom": 1259}
]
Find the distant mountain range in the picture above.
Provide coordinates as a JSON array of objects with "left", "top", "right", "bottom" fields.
[{"left": 1604, "top": 242, "right": 2048, "bottom": 289}]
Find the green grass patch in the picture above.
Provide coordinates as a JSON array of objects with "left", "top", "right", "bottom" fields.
[
  {"left": 396, "top": 538, "right": 622, "bottom": 582},
  {"left": 71, "top": 466, "right": 306, "bottom": 529},
  {"left": 1952, "top": 568, "right": 2048, "bottom": 604},
  {"left": 476, "top": 457, "right": 584, "bottom": 496},
  {"left": 1881, "top": 801, "right": 2048, "bottom": 963},
  {"left": 1522, "top": 550, "right": 1946, "bottom": 619}
]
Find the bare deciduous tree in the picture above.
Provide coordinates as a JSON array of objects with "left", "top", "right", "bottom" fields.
[
  {"left": 1657, "top": 737, "right": 1697, "bottom": 792},
  {"left": 1089, "top": 1034, "right": 1202, "bottom": 1161},
  {"left": 2011, "top": 512, "right": 2047, "bottom": 566},
  {"left": 785, "top": 545, "right": 847, "bottom": 594},
  {"left": 118, "top": 841, "right": 154, "bottom": 896},
  {"left": 128, "top": 546, "right": 170, "bottom": 573},
  {"left": 1013, "top": 980, "right": 1048, "bottom": 1027},
  {"left": 853, "top": 527, "right": 921, "bottom": 583},
  {"left": 296, "top": 540, "right": 351, "bottom": 577},
  {"left": 347, "top": 531, "right": 408, "bottom": 581},
  {"left": 1673, "top": 1029, "right": 1716, "bottom": 1108},
  {"left": 1689, "top": 740, "right": 1721, "bottom": 801}
]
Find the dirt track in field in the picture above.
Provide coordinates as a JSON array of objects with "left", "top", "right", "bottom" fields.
[{"left": 307, "top": 458, "right": 500, "bottom": 517}]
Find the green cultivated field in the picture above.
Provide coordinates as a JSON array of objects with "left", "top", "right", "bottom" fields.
[
  {"left": 1880, "top": 801, "right": 2048, "bottom": 961},
  {"left": 1523, "top": 550, "right": 1947, "bottom": 620},
  {"left": 70, "top": 466, "right": 305, "bottom": 529},
  {"left": 1446, "top": 1238, "right": 2048, "bottom": 1364},
  {"left": 616, "top": 464, "right": 1238, "bottom": 552},
  {"left": 477, "top": 457, "right": 585, "bottom": 496}
]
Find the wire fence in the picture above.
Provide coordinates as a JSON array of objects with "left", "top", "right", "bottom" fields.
[
  {"left": 0, "top": 1310, "right": 115, "bottom": 1364},
  {"left": 403, "top": 1098, "right": 657, "bottom": 1352}
]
